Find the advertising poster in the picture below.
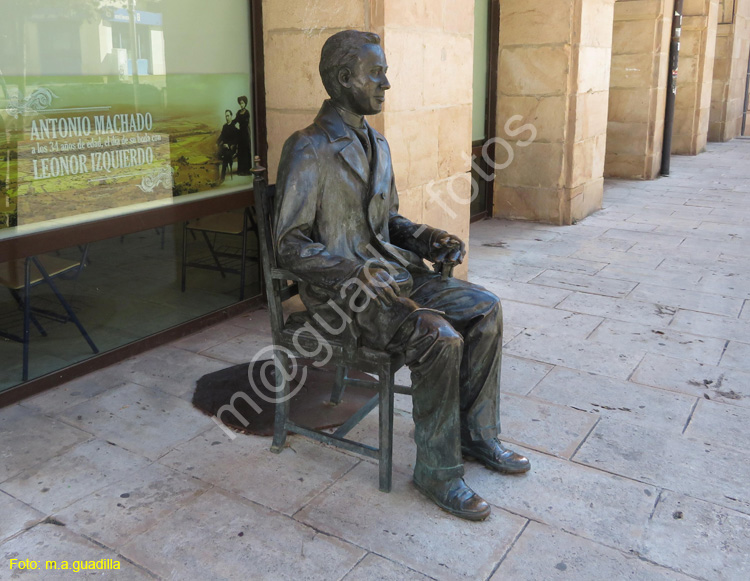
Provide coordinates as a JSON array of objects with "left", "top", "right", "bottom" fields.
[{"left": 0, "top": 0, "right": 254, "bottom": 231}]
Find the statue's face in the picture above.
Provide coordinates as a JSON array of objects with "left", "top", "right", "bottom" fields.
[{"left": 338, "top": 44, "right": 390, "bottom": 116}]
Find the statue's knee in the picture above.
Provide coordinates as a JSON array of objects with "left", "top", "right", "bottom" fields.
[{"left": 435, "top": 323, "right": 463, "bottom": 353}]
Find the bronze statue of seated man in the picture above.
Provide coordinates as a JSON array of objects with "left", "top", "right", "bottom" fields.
[{"left": 274, "top": 30, "right": 530, "bottom": 521}]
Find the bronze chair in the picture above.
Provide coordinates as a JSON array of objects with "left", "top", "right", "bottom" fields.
[
  {"left": 180, "top": 209, "right": 257, "bottom": 300},
  {"left": 0, "top": 247, "right": 98, "bottom": 381},
  {"left": 251, "top": 164, "right": 414, "bottom": 493}
]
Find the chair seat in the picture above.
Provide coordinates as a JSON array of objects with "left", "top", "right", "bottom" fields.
[
  {"left": 186, "top": 212, "right": 245, "bottom": 235},
  {"left": 0, "top": 256, "right": 81, "bottom": 290}
]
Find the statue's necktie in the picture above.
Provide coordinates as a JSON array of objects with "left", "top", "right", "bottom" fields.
[{"left": 352, "top": 126, "right": 372, "bottom": 165}]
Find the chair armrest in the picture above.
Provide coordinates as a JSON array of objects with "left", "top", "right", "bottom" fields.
[{"left": 271, "top": 268, "right": 302, "bottom": 282}]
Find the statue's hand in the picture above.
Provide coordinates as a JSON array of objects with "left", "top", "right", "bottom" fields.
[
  {"left": 430, "top": 233, "right": 466, "bottom": 265},
  {"left": 358, "top": 267, "right": 400, "bottom": 308}
]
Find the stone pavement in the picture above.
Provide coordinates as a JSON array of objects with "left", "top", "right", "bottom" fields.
[{"left": 2, "top": 140, "right": 750, "bottom": 580}]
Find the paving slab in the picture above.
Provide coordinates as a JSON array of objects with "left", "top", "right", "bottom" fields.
[
  {"left": 476, "top": 279, "right": 572, "bottom": 307},
  {"left": 0, "top": 406, "right": 91, "bottom": 484},
  {"left": 503, "top": 253, "right": 609, "bottom": 276},
  {"left": 529, "top": 366, "right": 696, "bottom": 433},
  {"left": 342, "top": 553, "right": 432, "bottom": 581},
  {"left": 102, "top": 345, "right": 234, "bottom": 399},
  {"left": 500, "top": 355, "right": 553, "bottom": 396},
  {"left": 573, "top": 418, "right": 750, "bottom": 516},
  {"left": 54, "top": 463, "right": 209, "bottom": 549},
  {"left": 502, "top": 300, "right": 604, "bottom": 337},
  {"left": 463, "top": 447, "right": 657, "bottom": 554},
  {"left": 529, "top": 270, "right": 638, "bottom": 298},
  {"left": 637, "top": 491, "right": 750, "bottom": 581},
  {"left": 19, "top": 374, "right": 126, "bottom": 415},
  {"left": 556, "top": 292, "right": 677, "bottom": 327},
  {"left": 469, "top": 258, "right": 545, "bottom": 283},
  {"left": 169, "top": 318, "right": 250, "bottom": 353},
  {"left": 0, "top": 491, "right": 42, "bottom": 544},
  {"left": 632, "top": 353, "right": 750, "bottom": 405},
  {"left": 670, "top": 308, "right": 750, "bottom": 343},
  {"left": 119, "top": 488, "right": 364, "bottom": 581},
  {"left": 56, "top": 383, "right": 214, "bottom": 461},
  {"left": 628, "top": 283, "right": 744, "bottom": 318},
  {"left": 505, "top": 328, "right": 645, "bottom": 380},
  {"left": 588, "top": 319, "right": 727, "bottom": 365},
  {"left": 197, "top": 331, "right": 276, "bottom": 365},
  {"left": 296, "top": 461, "right": 527, "bottom": 580},
  {"left": 159, "top": 431, "right": 359, "bottom": 516},
  {"left": 0, "top": 524, "right": 153, "bottom": 580},
  {"left": 719, "top": 340, "right": 750, "bottom": 372},
  {"left": 570, "top": 247, "right": 665, "bottom": 269},
  {"left": 498, "top": 393, "right": 597, "bottom": 458},
  {"left": 0, "top": 440, "right": 151, "bottom": 515},
  {"left": 596, "top": 263, "right": 703, "bottom": 289},
  {"left": 492, "top": 521, "right": 693, "bottom": 581},
  {"left": 684, "top": 399, "right": 750, "bottom": 452}
]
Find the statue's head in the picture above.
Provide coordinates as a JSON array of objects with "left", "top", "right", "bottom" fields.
[{"left": 319, "top": 30, "right": 390, "bottom": 116}]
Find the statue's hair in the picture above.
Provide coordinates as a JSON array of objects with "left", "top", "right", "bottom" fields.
[{"left": 319, "top": 30, "right": 382, "bottom": 99}]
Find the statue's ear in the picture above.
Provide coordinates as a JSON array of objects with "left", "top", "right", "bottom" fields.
[{"left": 338, "top": 67, "right": 352, "bottom": 88}]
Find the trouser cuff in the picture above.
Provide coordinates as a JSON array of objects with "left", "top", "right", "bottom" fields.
[
  {"left": 464, "top": 424, "right": 501, "bottom": 442},
  {"left": 414, "top": 461, "right": 464, "bottom": 482}
]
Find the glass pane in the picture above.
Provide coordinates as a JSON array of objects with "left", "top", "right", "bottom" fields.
[
  {"left": 0, "top": 0, "right": 254, "bottom": 237},
  {"left": 0, "top": 213, "right": 261, "bottom": 390},
  {"left": 472, "top": 0, "right": 490, "bottom": 142}
]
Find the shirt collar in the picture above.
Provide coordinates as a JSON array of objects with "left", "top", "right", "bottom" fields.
[{"left": 333, "top": 103, "right": 366, "bottom": 130}]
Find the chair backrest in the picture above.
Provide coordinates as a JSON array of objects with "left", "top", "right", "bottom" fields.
[{"left": 252, "top": 166, "right": 299, "bottom": 339}]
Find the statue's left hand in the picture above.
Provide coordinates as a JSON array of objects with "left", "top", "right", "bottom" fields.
[{"left": 430, "top": 233, "right": 466, "bottom": 265}]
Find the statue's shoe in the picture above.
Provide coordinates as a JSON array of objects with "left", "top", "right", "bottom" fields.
[
  {"left": 413, "top": 476, "right": 491, "bottom": 521},
  {"left": 462, "top": 439, "right": 531, "bottom": 474}
]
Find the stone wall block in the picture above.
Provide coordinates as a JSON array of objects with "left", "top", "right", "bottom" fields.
[
  {"left": 263, "top": 0, "right": 366, "bottom": 31},
  {"left": 499, "top": 46, "right": 572, "bottom": 96},
  {"left": 385, "top": 109, "right": 440, "bottom": 191},
  {"left": 575, "top": 90, "right": 611, "bottom": 141},
  {"left": 384, "top": 0, "right": 443, "bottom": 29},
  {"left": 443, "top": 0, "right": 474, "bottom": 35},
  {"left": 496, "top": 95, "right": 569, "bottom": 144},
  {"left": 384, "top": 30, "right": 425, "bottom": 112},
  {"left": 577, "top": 46, "right": 614, "bottom": 93},
  {"left": 494, "top": 186, "right": 565, "bottom": 224},
  {"left": 438, "top": 105, "right": 473, "bottom": 179},
  {"left": 265, "top": 32, "right": 329, "bottom": 111},
  {"left": 499, "top": 0, "right": 573, "bottom": 46},
  {"left": 424, "top": 33, "right": 474, "bottom": 106},
  {"left": 497, "top": 142, "right": 565, "bottom": 189}
]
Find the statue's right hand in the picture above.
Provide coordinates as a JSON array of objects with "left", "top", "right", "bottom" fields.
[{"left": 359, "top": 267, "right": 400, "bottom": 308}]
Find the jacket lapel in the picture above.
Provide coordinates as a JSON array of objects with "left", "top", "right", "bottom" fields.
[{"left": 338, "top": 139, "right": 370, "bottom": 184}]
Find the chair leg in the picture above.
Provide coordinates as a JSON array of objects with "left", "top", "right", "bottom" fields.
[
  {"left": 378, "top": 363, "right": 395, "bottom": 493},
  {"left": 181, "top": 222, "right": 188, "bottom": 292},
  {"left": 22, "top": 259, "right": 31, "bottom": 382},
  {"left": 270, "top": 349, "right": 291, "bottom": 453},
  {"left": 31, "top": 257, "right": 98, "bottom": 356},
  {"left": 330, "top": 365, "right": 347, "bottom": 405},
  {"left": 239, "top": 209, "right": 248, "bottom": 301},
  {"left": 10, "top": 289, "right": 46, "bottom": 336},
  {"left": 202, "top": 231, "right": 227, "bottom": 278}
]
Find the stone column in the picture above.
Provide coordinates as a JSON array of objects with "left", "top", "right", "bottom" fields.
[
  {"left": 493, "top": 0, "right": 616, "bottom": 226},
  {"left": 261, "top": 1, "right": 369, "bottom": 181},
  {"left": 709, "top": 0, "right": 750, "bottom": 142},
  {"left": 605, "top": 0, "right": 673, "bottom": 179},
  {"left": 378, "top": 0, "right": 474, "bottom": 277},
  {"left": 672, "top": 0, "right": 719, "bottom": 154}
]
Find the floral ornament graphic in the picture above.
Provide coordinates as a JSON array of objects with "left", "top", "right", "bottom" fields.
[{"left": 6, "top": 87, "right": 59, "bottom": 119}]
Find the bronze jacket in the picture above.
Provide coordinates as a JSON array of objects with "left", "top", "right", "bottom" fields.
[{"left": 274, "top": 100, "right": 444, "bottom": 334}]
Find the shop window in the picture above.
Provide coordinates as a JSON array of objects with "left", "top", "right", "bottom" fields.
[{"left": 0, "top": 0, "right": 262, "bottom": 392}]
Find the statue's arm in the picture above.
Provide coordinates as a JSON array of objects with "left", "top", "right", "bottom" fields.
[
  {"left": 387, "top": 177, "right": 447, "bottom": 261},
  {"left": 275, "top": 135, "right": 364, "bottom": 290}
]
